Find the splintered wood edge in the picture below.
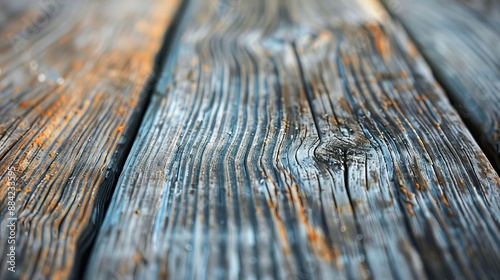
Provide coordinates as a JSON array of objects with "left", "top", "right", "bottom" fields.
[{"left": 382, "top": 0, "right": 500, "bottom": 170}]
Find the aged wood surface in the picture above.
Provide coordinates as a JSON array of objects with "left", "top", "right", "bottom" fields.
[
  {"left": 0, "top": 0, "right": 179, "bottom": 278},
  {"left": 87, "top": 0, "right": 500, "bottom": 279},
  {"left": 383, "top": 0, "right": 500, "bottom": 169}
]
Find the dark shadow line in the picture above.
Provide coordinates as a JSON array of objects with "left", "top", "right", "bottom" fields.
[{"left": 72, "top": 0, "right": 193, "bottom": 278}]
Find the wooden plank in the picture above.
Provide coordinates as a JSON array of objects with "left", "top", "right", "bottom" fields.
[
  {"left": 0, "top": 0, "right": 180, "bottom": 278},
  {"left": 451, "top": 0, "right": 500, "bottom": 29},
  {"left": 88, "top": 0, "right": 500, "bottom": 278},
  {"left": 383, "top": 0, "right": 500, "bottom": 169}
]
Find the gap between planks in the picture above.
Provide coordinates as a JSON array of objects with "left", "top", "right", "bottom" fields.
[{"left": 0, "top": 0, "right": 181, "bottom": 279}]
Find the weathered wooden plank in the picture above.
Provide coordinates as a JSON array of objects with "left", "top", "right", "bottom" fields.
[
  {"left": 451, "top": 0, "right": 500, "bottom": 29},
  {"left": 0, "top": 0, "right": 180, "bottom": 278},
  {"left": 88, "top": 0, "right": 500, "bottom": 278},
  {"left": 383, "top": 0, "right": 500, "bottom": 169}
]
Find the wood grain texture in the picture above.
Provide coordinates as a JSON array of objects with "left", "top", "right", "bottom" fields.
[
  {"left": 454, "top": 0, "right": 500, "bottom": 29},
  {"left": 0, "top": 0, "right": 179, "bottom": 278},
  {"left": 87, "top": 0, "right": 500, "bottom": 279},
  {"left": 383, "top": 0, "right": 500, "bottom": 170}
]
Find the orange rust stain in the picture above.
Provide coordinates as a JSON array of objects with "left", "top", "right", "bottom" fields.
[
  {"left": 440, "top": 194, "right": 450, "bottom": 208},
  {"left": 134, "top": 252, "right": 142, "bottom": 264},
  {"left": 72, "top": 60, "right": 83, "bottom": 70},
  {"left": 306, "top": 227, "right": 338, "bottom": 262},
  {"left": 474, "top": 154, "right": 497, "bottom": 182},
  {"left": 116, "top": 125, "right": 125, "bottom": 133},
  {"left": 33, "top": 138, "right": 44, "bottom": 146},
  {"left": 289, "top": 184, "right": 339, "bottom": 262},
  {"left": 406, "top": 41, "right": 419, "bottom": 58},
  {"left": 266, "top": 199, "right": 291, "bottom": 255},
  {"left": 43, "top": 266, "right": 50, "bottom": 276},
  {"left": 405, "top": 202, "right": 415, "bottom": 216},
  {"left": 40, "top": 97, "right": 64, "bottom": 118},
  {"left": 400, "top": 187, "right": 414, "bottom": 201},
  {"left": 202, "top": 64, "right": 210, "bottom": 72},
  {"left": 367, "top": 23, "right": 390, "bottom": 61},
  {"left": 417, "top": 137, "right": 426, "bottom": 150},
  {"left": 19, "top": 100, "right": 31, "bottom": 107}
]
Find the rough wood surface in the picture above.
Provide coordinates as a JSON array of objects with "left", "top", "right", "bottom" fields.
[
  {"left": 0, "top": 0, "right": 179, "bottom": 278},
  {"left": 383, "top": 0, "right": 500, "bottom": 169},
  {"left": 88, "top": 0, "right": 500, "bottom": 279}
]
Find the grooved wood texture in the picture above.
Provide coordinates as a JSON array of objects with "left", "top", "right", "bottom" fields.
[
  {"left": 0, "top": 0, "right": 179, "bottom": 278},
  {"left": 383, "top": 0, "right": 500, "bottom": 169},
  {"left": 88, "top": 0, "right": 500, "bottom": 279}
]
